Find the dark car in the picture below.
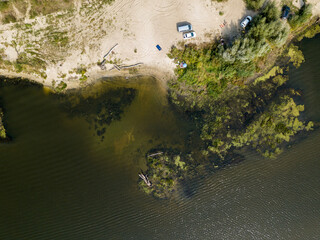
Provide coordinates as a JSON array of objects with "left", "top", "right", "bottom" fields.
[{"left": 282, "top": 6, "right": 290, "bottom": 20}]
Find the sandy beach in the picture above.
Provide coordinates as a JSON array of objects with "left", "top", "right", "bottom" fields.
[{"left": 0, "top": 0, "right": 319, "bottom": 89}]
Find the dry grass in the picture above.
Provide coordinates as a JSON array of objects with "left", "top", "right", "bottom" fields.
[{"left": 0, "top": 0, "right": 75, "bottom": 23}]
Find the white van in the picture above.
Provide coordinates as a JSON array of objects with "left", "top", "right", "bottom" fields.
[{"left": 177, "top": 24, "right": 192, "bottom": 32}]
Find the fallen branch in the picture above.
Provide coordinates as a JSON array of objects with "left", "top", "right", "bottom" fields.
[
  {"left": 118, "top": 62, "right": 143, "bottom": 69},
  {"left": 103, "top": 43, "right": 118, "bottom": 59},
  {"left": 147, "top": 152, "right": 163, "bottom": 157},
  {"left": 139, "top": 173, "right": 152, "bottom": 187}
]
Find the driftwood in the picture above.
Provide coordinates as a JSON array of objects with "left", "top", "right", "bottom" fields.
[
  {"left": 109, "top": 62, "right": 143, "bottom": 71},
  {"left": 139, "top": 173, "right": 152, "bottom": 187},
  {"left": 118, "top": 62, "right": 143, "bottom": 69},
  {"left": 113, "top": 64, "right": 121, "bottom": 71},
  {"left": 99, "top": 59, "right": 107, "bottom": 70},
  {"left": 147, "top": 152, "right": 163, "bottom": 157},
  {"left": 104, "top": 43, "right": 118, "bottom": 58}
]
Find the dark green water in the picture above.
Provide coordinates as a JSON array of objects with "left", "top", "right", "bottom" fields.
[{"left": 0, "top": 35, "right": 320, "bottom": 240}]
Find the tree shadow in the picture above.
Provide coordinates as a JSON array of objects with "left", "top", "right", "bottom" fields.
[{"left": 221, "top": 20, "right": 241, "bottom": 44}]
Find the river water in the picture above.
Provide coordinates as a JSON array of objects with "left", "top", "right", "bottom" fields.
[{"left": 0, "top": 36, "right": 319, "bottom": 239}]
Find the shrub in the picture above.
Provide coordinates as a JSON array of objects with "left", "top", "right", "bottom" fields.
[
  {"left": 287, "top": 44, "right": 305, "bottom": 68},
  {"left": 289, "top": 4, "right": 313, "bottom": 29},
  {"left": 244, "top": 0, "right": 265, "bottom": 10}
]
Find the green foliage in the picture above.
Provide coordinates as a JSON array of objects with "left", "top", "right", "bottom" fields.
[
  {"left": 299, "top": 24, "right": 320, "bottom": 40},
  {"left": 289, "top": 4, "right": 313, "bottom": 30},
  {"left": 14, "top": 51, "right": 46, "bottom": 74},
  {"left": 254, "top": 66, "right": 283, "bottom": 84},
  {"left": 139, "top": 153, "right": 189, "bottom": 199},
  {"left": 200, "top": 81, "right": 312, "bottom": 158},
  {"left": 244, "top": 0, "right": 265, "bottom": 10},
  {"left": 46, "top": 31, "right": 69, "bottom": 48},
  {"left": 211, "top": 0, "right": 228, "bottom": 2},
  {"left": 231, "top": 95, "right": 312, "bottom": 158},
  {"left": 3, "top": 13, "right": 16, "bottom": 23},
  {"left": 77, "top": 67, "right": 88, "bottom": 81},
  {"left": 0, "top": 109, "right": 6, "bottom": 139},
  {"left": 168, "top": 2, "right": 289, "bottom": 100},
  {"left": 287, "top": 44, "right": 305, "bottom": 68},
  {"left": 55, "top": 81, "right": 67, "bottom": 92},
  {"left": 61, "top": 86, "right": 137, "bottom": 140},
  {"left": 28, "top": 0, "right": 74, "bottom": 17},
  {"left": 0, "top": 2, "right": 9, "bottom": 11}
]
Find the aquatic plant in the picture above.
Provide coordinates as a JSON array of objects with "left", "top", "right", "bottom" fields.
[
  {"left": 139, "top": 152, "right": 189, "bottom": 199},
  {"left": 61, "top": 86, "right": 137, "bottom": 141}
]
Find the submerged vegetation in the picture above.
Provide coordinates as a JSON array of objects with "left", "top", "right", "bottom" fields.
[
  {"left": 140, "top": 2, "right": 317, "bottom": 198},
  {"left": 61, "top": 85, "right": 137, "bottom": 141},
  {"left": 139, "top": 153, "right": 190, "bottom": 199}
]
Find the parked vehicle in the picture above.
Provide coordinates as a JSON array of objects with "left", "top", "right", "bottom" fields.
[
  {"left": 156, "top": 44, "right": 162, "bottom": 51},
  {"left": 177, "top": 24, "right": 192, "bottom": 32},
  {"left": 240, "top": 16, "right": 252, "bottom": 28},
  {"left": 183, "top": 31, "right": 196, "bottom": 39},
  {"left": 281, "top": 6, "right": 290, "bottom": 20}
]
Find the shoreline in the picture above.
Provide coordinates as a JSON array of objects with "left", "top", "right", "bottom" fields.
[
  {"left": 0, "top": 0, "right": 319, "bottom": 91},
  {"left": 0, "top": 0, "right": 253, "bottom": 90},
  {"left": 0, "top": 63, "right": 176, "bottom": 90}
]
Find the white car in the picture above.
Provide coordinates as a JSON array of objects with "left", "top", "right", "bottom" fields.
[
  {"left": 240, "top": 16, "right": 252, "bottom": 28},
  {"left": 183, "top": 31, "right": 196, "bottom": 39}
]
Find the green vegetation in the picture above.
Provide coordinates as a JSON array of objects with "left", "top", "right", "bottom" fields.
[
  {"left": 254, "top": 66, "right": 283, "bottom": 84},
  {"left": 140, "top": 3, "right": 317, "bottom": 198},
  {"left": 76, "top": 67, "right": 88, "bottom": 82},
  {"left": 297, "top": 23, "right": 320, "bottom": 40},
  {"left": 54, "top": 81, "right": 67, "bottom": 92},
  {"left": 0, "top": 109, "right": 6, "bottom": 139},
  {"left": 28, "top": 0, "right": 74, "bottom": 17},
  {"left": 61, "top": 85, "right": 137, "bottom": 140},
  {"left": 244, "top": 0, "right": 265, "bottom": 10},
  {"left": 168, "top": 2, "right": 289, "bottom": 98},
  {"left": 13, "top": 51, "right": 46, "bottom": 75},
  {"left": 289, "top": 4, "right": 313, "bottom": 30},
  {"left": 0, "top": 0, "right": 74, "bottom": 23},
  {"left": 200, "top": 88, "right": 313, "bottom": 158},
  {"left": 139, "top": 153, "right": 189, "bottom": 199},
  {"left": 46, "top": 31, "right": 69, "bottom": 48},
  {"left": 211, "top": 0, "right": 228, "bottom": 2},
  {"left": 287, "top": 44, "right": 305, "bottom": 68}
]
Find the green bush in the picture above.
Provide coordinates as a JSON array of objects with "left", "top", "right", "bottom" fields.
[
  {"left": 3, "top": 13, "right": 16, "bottom": 23},
  {"left": 244, "top": 0, "right": 265, "bottom": 10},
  {"left": 0, "top": 109, "right": 6, "bottom": 139},
  {"left": 287, "top": 44, "right": 305, "bottom": 68},
  {"left": 169, "top": 2, "right": 289, "bottom": 98},
  {"left": 0, "top": 2, "right": 9, "bottom": 11},
  {"left": 289, "top": 4, "right": 313, "bottom": 29}
]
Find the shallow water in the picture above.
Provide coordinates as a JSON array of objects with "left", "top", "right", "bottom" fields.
[{"left": 0, "top": 36, "right": 320, "bottom": 239}]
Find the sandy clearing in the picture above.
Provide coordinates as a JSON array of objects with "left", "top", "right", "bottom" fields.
[
  {"left": 0, "top": 0, "right": 319, "bottom": 89},
  {"left": 82, "top": 0, "right": 254, "bottom": 86}
]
